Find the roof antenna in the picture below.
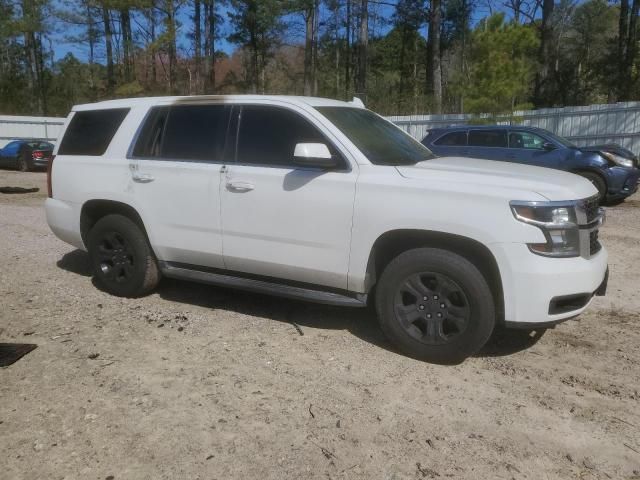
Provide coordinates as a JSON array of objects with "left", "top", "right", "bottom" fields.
[{"left": 350, "top": 97, "right": 365, "bottom": 108}]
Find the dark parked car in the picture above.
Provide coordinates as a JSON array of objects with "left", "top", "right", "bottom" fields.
[
  {"left": 0, "top": 140, "right": 54, "bottom": 172},
  {"left": 422, "top": 126, "right": 640, "bottom": 203}
]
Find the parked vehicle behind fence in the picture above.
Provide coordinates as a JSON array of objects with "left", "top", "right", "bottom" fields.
[
  {"left": 0, "top": 140, "right": 54, "bottom": 171},
  {"left": 46, "top": 96, "right": 608, "bottom": 364},
  {"left": 422, "top": 126, "right": 639, "bottom": 204}
]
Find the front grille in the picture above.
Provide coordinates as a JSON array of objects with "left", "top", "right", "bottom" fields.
[
  {"left": 590, "top": 230, "right": 602, "bottom": 255},
  {"left": 582, "top": 196, "right": 600, "bottom": 223}
]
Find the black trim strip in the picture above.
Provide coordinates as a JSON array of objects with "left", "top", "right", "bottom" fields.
[{"left": 159, "top": 261, "right": 367, "bottom": 308}]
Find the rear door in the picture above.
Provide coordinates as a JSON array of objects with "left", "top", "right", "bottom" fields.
[
  {"left": 219, "top": 104, "right": 357, "bottom": 289},
  {"left": 467, "top": 129, "right": 508, "bottom": 161},
  {"left": 129, "top": 103, "right": 232, "bottom": 268}
]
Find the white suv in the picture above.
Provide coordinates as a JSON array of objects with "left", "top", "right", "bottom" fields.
[{"left": 46, "top": 95, "right": 608, "bottom": 363}]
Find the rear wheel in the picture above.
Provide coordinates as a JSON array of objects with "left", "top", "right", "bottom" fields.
[
  {"left": 87, "top": 214, "right": 160, "bottom": 297},
  {"left": 577, "top": 171, "right": 606, "bottom": 202},
  {"left": 17, "top": 151, "right": 31, "bottom": 172},
  {"left": 375, "top": 248, "right": 495, "bottom": 364}
]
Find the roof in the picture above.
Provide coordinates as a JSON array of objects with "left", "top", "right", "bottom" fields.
[
  {"left": 429, "top": 124, "right": 549, "bottom": 133},
  {"left": 72, "top": 95, "right": 357, "bottom": 111}
]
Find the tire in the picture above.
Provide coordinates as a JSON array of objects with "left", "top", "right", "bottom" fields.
[
  {"left": 87, "top": 214, "right": 160, "bottom": 297},
  {"left": 375, "top": 248, "right": 495, "bottom": 364},
  {"left": 17, "top": 152, "right": 31, "bottom": 172},
  {"left": 577, "top": 171, "right": 606, "bottom": 203}
]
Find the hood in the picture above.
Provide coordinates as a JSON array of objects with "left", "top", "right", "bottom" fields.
[{"left": 396, "top": 156, "right": 597, "bottom": 201}]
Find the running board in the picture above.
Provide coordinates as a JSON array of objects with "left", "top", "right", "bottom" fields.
[{"left": 159, "top": 263, "right": 368, "bottom": 308}]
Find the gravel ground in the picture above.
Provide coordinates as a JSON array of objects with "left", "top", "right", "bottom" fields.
[{"left": 1, "top": 170, "right": 639, "bottom": 480}]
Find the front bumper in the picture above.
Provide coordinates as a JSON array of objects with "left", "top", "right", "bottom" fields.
[
  {"left": 605, "top": 166, "right": 640, "bottom": 198},
  {"left": 490, "top": 242, "right": 608, "bottom": 327}
]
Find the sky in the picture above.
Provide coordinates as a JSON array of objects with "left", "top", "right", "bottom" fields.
[
  {"left": 50, "top": 2, "right": 410, "bottom": 64},
  {"left": 49, "top": 1, "right": 500, "bottom": 65}
]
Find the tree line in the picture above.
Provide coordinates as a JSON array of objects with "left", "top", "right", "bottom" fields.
[{"left": 0, "top": 0, "right": 638, "bottom": 117}]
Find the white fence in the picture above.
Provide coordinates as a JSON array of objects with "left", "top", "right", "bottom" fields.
[
  {"left": 389, "top": 101, "right": 640, "bottom": 154},
  {"left": 0, "top": 115, "right": 65, "bottom": 148},
  {"left": 2, "top": 101, "right": 640, "bottom": 154}
]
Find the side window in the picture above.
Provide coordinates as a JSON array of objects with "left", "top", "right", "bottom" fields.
[
  {"left": 468, "top": 130, "right": 507, "bottom": 148},
  {"left": 434, "top": 131, "right": 467, "bottom": 146},
  {"left": 132, "top": 105, "right": 231, "bottom": 161},
  {"left": 236, "top": 105, "right": 335, "bottom": 167},
  {"left": 58, "top": 108, "right": 129, "bottom": 156},
  {"left": 132, "top": 107, "right": 169, "bottom": 157},
  {"left": 161, "top": 105, "right": 231, "bottom": 161},
  {"left": 509, "top": 131, "right": 546, "bottom": 150}
]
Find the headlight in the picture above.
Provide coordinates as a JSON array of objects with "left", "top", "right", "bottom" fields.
[
  {"left": 510, "top": 201, "right": 580, "bottom": 257},
  {"left": 600, "top": 151, "right": 634, "bottom": 168}
]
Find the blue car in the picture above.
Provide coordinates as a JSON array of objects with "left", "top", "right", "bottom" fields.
[
  {"left": 0, "top": 139, "right": 54, "bottom": 172},
  {"left": 422, "top": 126, "right": 640, "bottom": 203}
]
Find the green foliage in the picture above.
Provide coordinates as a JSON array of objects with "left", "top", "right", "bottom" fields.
[
  {"left": 453, "top": 14, "right": 539, "bottom": 116},
  {"left": 0, "top": 0, "right": 638, "bottom": 116}
]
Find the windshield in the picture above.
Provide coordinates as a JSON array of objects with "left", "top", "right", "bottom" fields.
[
  {"left": 316, "top": 107, "right": 435, "bottom": 166},
  {"left": 544, "top": 131, "right": 576, "bottom": 148}
]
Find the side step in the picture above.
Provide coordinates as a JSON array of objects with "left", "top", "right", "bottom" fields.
[{"left": 159, "top": 263, "right": 368, "bottom": 308}]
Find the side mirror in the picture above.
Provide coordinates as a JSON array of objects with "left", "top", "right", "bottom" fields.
[
  {"left": 542, "top": 142, "right": 556, "bottom": 151},
  {"left": 292, "top": 143, "right": 339, "bottom": 169}
]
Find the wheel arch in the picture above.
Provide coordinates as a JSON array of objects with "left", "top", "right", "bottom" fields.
[
  {"left": 80, "top": 199, "right": 150, "bottom": 247},
  {"left": 570, "top": 168, "right": 608, "bottom": 195},
  {"left": 365, "top": 229, "right": 504, "bottom": 323}
]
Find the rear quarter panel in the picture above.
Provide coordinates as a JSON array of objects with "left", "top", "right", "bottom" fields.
[{"left": 50, "top": 106, "right": 150, "bottom": 247}]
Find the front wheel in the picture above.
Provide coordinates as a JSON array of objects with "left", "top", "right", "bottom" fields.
[
  {"left": 375, "top": 248, "right": 496, "bottom": 364},
  {"left": 577, "top": 171, "right": 606, "bottom": 203},
  {"left": 87, "top": 214, "right": 160, "bottom": 297}
]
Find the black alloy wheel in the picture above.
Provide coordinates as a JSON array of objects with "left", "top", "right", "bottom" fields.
[
  {"left": 95, "top": 231, "right": 135, "bottom": 285},
  {"left": 394, "top": 272, "right": 470, "bottom": 345},
  {"left": 87, "top": 214, "right": 160, "bottom": 297},
  {"left": 375, "top": 247, "right": 495, "bottom": 364}
]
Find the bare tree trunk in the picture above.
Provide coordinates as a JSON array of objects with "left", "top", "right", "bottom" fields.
[
  {"left": 355, "top": 0, "right": 367, "bottom": 99},
  {"left": 194, "top": 0, "right": 201, "bottom": 93},
  {"left": 164, "top": 0, "right": 177, "bottom": 93},
  {"left": 250, "top": 32, "right": 259, "bottom": 93},
  {"left": 204, "top": 0, "right": 216, "bottom": 93},
  {"left": 534, "top": 0, "right": 554, "bottom": 105},
  {"left": 303, "top": 3, "right": 314, "bottom": 96},
  {"left": 622, "top": 0, "right": 640, "bottom": 99},
  {"left": 149, "top": 7, "right": 157, "bottom": 86},
  {"left": 334, "top": 0, "right": 340, "bottom": 97},
  {"left": 87, "top": 3, "right": 96, "bottom": 99},
  {"left": 413, "top": 34, "right": 418, "bottom": 115},
  {"left": 345, "top": 0, "right": 351, "bottom": 98},
  {"left": 102, "top": 5, "right": 115, "bottom": 93},
  {"left": 313, "top": 0, "right": 319, "bottom": 95},
  {"left": 120, "top": 8, "right": 133, "bottom": 82},
  {"left": 429, "top": 0, "right": 442, "bottom": 113}
]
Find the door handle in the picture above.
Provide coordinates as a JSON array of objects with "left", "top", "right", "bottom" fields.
[
  {"left": 132, "top": 173, "right": 155, "bottom": 183},
  {"left": 226, "top": 181, "right": 255, "bottom": 192}
]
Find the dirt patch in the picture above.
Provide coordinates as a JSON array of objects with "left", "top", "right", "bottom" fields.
[{"left": 1, "top": 169, "right": 639, "bottom": 480}]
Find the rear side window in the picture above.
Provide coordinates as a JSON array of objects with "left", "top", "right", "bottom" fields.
[
  {"left": 58, "top": 108, "right": 129, "bottom": 156},
  {"left": 132, "top": 104, "right": 231, "bottom": 161},
  {"left": 468, "top": 130, "right": 507, "bottom": 148},
  {"left": 434, "top": 131, "right": 467, "bottom": 146}
]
